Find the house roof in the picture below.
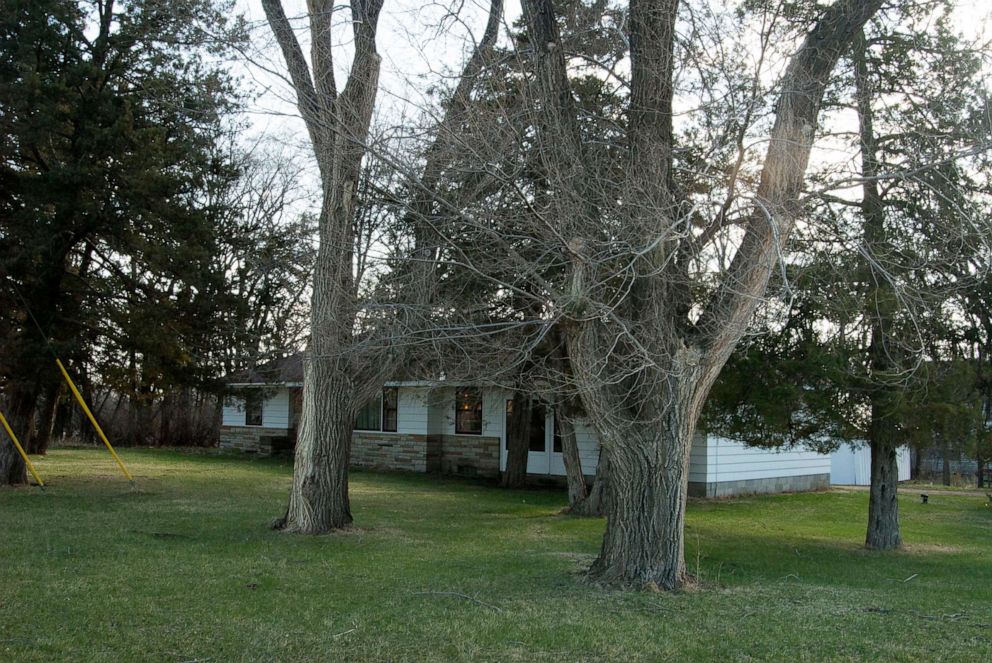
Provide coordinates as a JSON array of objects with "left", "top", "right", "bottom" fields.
[
  {"left": 225, "top": 352, "right": 504, "bottom": 389},
  {"left": 226, "top": 354, "right": 303, "bottom": 385}
]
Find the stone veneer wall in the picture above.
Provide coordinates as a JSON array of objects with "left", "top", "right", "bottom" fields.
[
  {"left": 688, "top": 473, "right": 830, "bottom": 498},
  {"left": 221, "top": 428, "right": 498, "bottom": 479},
  {"left": 219, "top": 426, "right": 291, "bottom": 454},
  {"left": 351, "top": 432, "right": 441, "bottom": 473},
  {"left": 438, "top": 434, "right": 500, "bottom": 478}
]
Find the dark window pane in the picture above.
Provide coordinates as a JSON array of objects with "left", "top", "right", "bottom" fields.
[
  {"left": 382, "top": 387, "right": 398, "bottom": 432},
  {"left": 455, "top": 388, "right": 482, "bottom": 434},
  {"left": 245, "top": 392, "right": 263, "bottom": 426},
  {"left": 355, "top": 395, "right": 381, "bottom": 431},
  {"left": 529, "top": 402, "right": 546, "bottom": 452},
  {"left": 552, "top": 413, "right": 562, "bottom": 453}
]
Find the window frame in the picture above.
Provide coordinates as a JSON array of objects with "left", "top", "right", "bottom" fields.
[
  {"left": 455, "top": 387, "right": 483, "bottom": 435},
  {"left": 354, "top": 387, "right": 400, "bottom": 433}
]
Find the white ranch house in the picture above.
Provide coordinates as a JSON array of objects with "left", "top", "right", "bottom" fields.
[{"left": 220, "top": 356, "right": 908, "bottom": 496}]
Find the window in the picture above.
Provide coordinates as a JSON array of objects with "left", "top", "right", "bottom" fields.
[
  {"left": 456, "top": 388, "right": 483, "bottom": 435},
  {"left": 355, "top": 388, "right": 399, "bottom": 432},
  {"left": 355, "top": 395, "right": 382, "bottom": 431},
  {"left": 244, "top": 392, "right": 263, "bottom": 427}
]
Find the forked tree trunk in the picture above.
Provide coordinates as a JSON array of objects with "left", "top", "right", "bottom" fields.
[
  {"left": 275, "top": 356, "right": 355, "bottom": 532},
  {"left": 570, "top": 450, "right": 607, "bottom": 517},
  {"left": 502, "top": 391, "right": 532, "bottom": 488},
  {"left": 522, "top": 0, "right": 883, "bottom": 589},
  {"left": 263, "top": 0, "right": 385, "bottom": 533},
  {"left": 866, "top": 437, "right": 901, "bottom": 549}
]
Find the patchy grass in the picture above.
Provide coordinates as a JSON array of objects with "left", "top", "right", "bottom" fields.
[{"left": 1, "top": 449, "right": 990, "bottom": 662}]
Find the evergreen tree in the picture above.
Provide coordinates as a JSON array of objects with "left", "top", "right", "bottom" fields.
[{"left": 0, "top": 0, "right": 246, "bottom": 481}]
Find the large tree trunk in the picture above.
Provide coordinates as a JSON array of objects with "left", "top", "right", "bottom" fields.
[
  {"left": 0, "top": 441, "right": 27, "bottom": 486},
  {"left": 275, "top": 193, "right": 364, "bottom": 532},
  {"left": 587, "top": 392, "right": 698, "bottom": 590},
  {"left": 0, "top": 387, "right": 36, "bottom": 485},
  {"left": 866, "top": 436, "right": 902, "bottom": 549},
  {"left": 502, "top": 391, "right": 532, "bottom": 488},
  {"left": 275, "top": 356, "right": 355, "bottom": 532}
]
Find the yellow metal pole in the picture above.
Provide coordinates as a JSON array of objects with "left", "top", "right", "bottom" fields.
[
  {"left": 0, "top": 411, "right": 45, "bottom": 487},
  {"left": 56, "top": 358, "right": 134, "bottom": 482}
]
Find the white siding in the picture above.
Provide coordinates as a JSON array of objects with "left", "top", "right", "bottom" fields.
[
  {"left": 705, "top": 435, "right": 831, "bottom": 483},
  {"left": 426, "top": 387, "right": 447, "bottom": 436},
  {"left": 549, "top": 422, "right": 703, "bottom": 480},
  {"left": 221, "top": 396, "right": 245, "bottom": 427},
  {"left": 262, "top": 388, "right": 291, "bottom": 429},
  {"left": 395, "top": 387, "right": 429, "bottom": 435},
  {"left": 688, "top": 434, "right": 708, "bottom": 483},
  {"left": 571, "top": 420, "right": 601, "bottom": 476},
  {"left": 831, "top": 443, "right": 911, "bottom": 485},
  {"left": 221, "top": 387, "right": 291, "bottom": 429},
  {"left": 482, "top": 388, "right": 507, "bottom": 439}
]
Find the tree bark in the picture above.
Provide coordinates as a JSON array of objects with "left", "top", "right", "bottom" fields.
[
  {"left": 0, "top": 387, "right": 35, "bottom": 485},
  {"left": 274, "top": 357, "right": 355, "bottom": 532},
  {"left": 502, "top": 391, "right": 532, "bottom": 488},
  {"left": 587, "top": 385, "right": 699, "bottom": 590},
  {"left": 571, "top": 450, "right": 608, "bottom": 517},
  {"left": 866, "top": 436, "right": 902, "bottom": 549},
  {"left": 0, "top": 441, "right": 27, "bottom": 485},
  {"left": 557, "top": 412, "right": 588, "bottom": 507},
  {"left": 26, "top": 381, "right": 61, "bottom": 454}
]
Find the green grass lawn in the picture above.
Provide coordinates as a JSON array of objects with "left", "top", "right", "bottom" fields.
[{"left": 2, "top": 449, "right": 990, "bottom": 662}]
